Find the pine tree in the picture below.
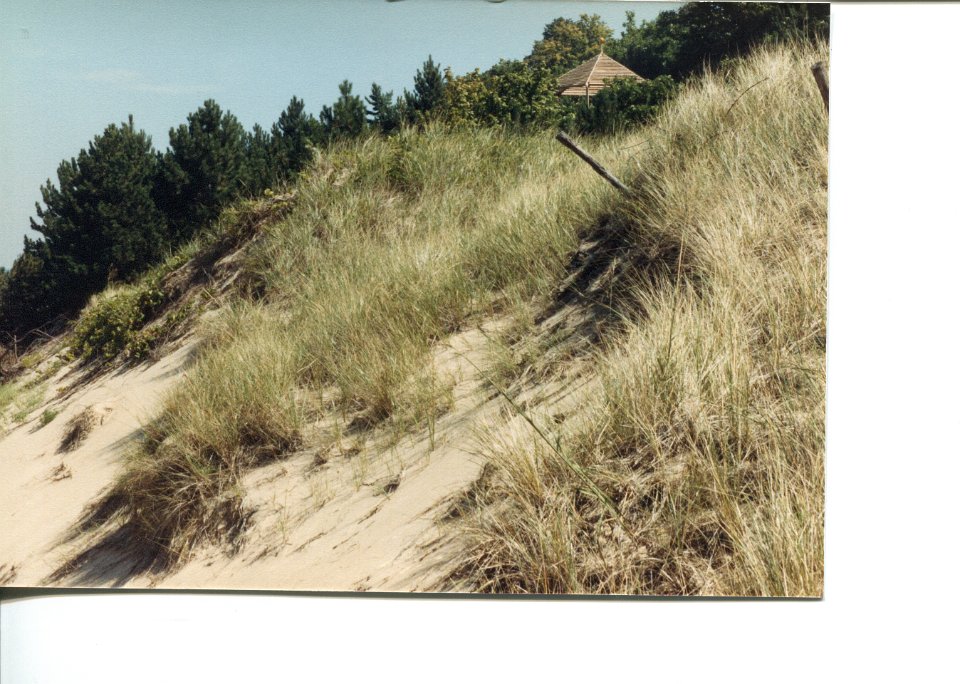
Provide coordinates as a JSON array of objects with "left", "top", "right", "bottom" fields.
[
  {"left": 0, "top": 238, "right": 58, "bottom": 333},
  {"left": 0, "top": 117, "right": 169, "bottom": 331},
  {"left": 319, "top": 81, "right": 367, "bottom": 141},
  {"left": 157, "top": 100, "right": 248, "bottom": 241},
  {"left": 366, "top": 83, "right": 401, "bottom": 134},
  {"left": 408, "top": 55, "right": 446, "bottom": 121},
  {"left": 270, "top": 96, "right": 322, "bottom": 181},
  {"left": 35, "top": 117, "right": 168, "bottom": 299},
  {"left": 243, "top": 123, "right": 277, "bottom": 195}
]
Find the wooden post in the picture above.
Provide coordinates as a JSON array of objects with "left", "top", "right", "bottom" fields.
[
  {"left": 811, "top": 62, "right": 829, "bottom": 112},
  {"left": 555, "top": 131, "right": 633, "bottom": 197}
]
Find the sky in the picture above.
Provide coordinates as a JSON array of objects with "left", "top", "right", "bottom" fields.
[{"left": 0, "top": 0, "right": 679, "bottom": 268}]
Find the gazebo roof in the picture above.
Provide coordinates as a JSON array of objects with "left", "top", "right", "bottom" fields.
[{"left": 556, "top": 52, "right": 645, "bottom": 97}]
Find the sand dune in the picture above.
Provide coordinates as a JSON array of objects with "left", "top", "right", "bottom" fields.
[
  {"left": 0, "top": 340, "right": 198, "bottom": 586},
  {"left": 1, "top": 317, "right": 586, "bottom": 590}
]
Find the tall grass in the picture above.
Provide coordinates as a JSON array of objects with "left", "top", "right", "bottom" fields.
[
  {"left": 453, "top": 42, "right": 827, "bottom": 596},
  {"left": 0, "top": 382, "right": 17, "bottom": 422},
  {"left": 108, "top": 305, "right": 305, "bottom": 560},
  {"left": 81, "top": 41, "right": 826, "bottom": 588},
  {"left": 1, "top": 379, "right": 47, "bottom": 427},
  {"left": 93, "top": 117, "right": 623, "bottom": 563}
]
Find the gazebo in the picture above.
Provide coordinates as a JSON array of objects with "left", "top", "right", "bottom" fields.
[{"left": 556, "top": 46, "right": 645, "bottom": 104}]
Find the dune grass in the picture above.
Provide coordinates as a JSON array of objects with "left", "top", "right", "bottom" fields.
[
  {"left": 60, "top": 407, "right": 97, "bottom": 452},
  {"left": 0, "top": 382, "right": 16, "bottom": 421},
  {"left": 92, "top": 113, "right": 624, "bottom": 563},
  {"left": 6, "top": 382, "right": 46, "bottom": 426},
  {"left": 80, "top": 40, "right": 826, "bottom": 591},
  {"left": 453, "top": 42, "right": 827, "bottom": 596}
]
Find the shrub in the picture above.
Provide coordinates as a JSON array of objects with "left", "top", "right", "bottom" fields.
[
  {"left": 572, "top": 75, "right": 678, "bottom": 134},
  {"left": 70, "top": 282, "right": 165, "bottom": 362},
  {"left": 69, "top": 249, "right": 194, "bottom": 363}
]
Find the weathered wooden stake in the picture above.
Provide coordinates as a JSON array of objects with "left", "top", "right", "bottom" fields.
[
  {"left": 555, "top": 131, "right": 633, "bottom": 197},
  {"left": 811, "top": 62, "right": 829, "bottom": 112}
]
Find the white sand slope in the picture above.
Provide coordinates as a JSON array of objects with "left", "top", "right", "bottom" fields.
[
  {"left": 1, "top": 313, "right": 587, "bottom": 591},
  {"left": 148, "top": 325, "right": 506, "bottom": 591},
  {"left": 0, "top": 340, "right": 198, "bottom": 586}
]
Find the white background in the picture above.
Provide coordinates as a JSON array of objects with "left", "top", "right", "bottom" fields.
[{"left": 2, "top": 3, "right": 958, "bottom": 682}]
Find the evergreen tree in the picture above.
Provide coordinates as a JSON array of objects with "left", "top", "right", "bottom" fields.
[
  {"left": 407, "top": 55, "right": 446, "bottom": 121},
  {"left": 270, "top": 96, "right": 322, "bottom": 181},
  {"left": 1, "top": 117, "right": 168, "bottom": 331},
  {"left": 366, "top": 83, "right": 402, "bottom": 134},
  {"left": 0, "top": 239, "right": 58, "bottom": 333},
  {"left": 35, "top": 118, "right": 167, "bottom": 299},
  {"left": 243, "top": 123, "right": 277, "bottom": 195},
  {"left": 319, "top": 81, "right": 367, "bottom": 141},
  {"left": 157, "top": 100, "right": 248, "bottom": 241}
]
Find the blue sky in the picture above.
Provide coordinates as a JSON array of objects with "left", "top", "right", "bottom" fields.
[{"left": 0, "top": 0, "right": 679, "bottom": 268}]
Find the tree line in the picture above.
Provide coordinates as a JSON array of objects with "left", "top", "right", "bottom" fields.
[{"left": 0, "top": 3, "right": 828, "bottom": 340}]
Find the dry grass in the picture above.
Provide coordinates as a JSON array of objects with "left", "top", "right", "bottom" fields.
[
  {"left": 50, "top": 461, "right": 73, "bottom": 482},
  {"left": 74, "top": 41, "right": 826, "bottom": 589},
  {"left": 59, "top": 407, "right": 97, "bottom": 452},
  {"left": 80, "top": 112, "right": 624, "bottom": 565},
  {"left": 451, "top": 42, "right": 827, "bottom": 596},
  {"left": 103, "top": 305, "right": 305, "bottom": 561}
]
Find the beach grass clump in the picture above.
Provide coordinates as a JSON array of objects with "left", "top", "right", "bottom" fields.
[
  {"left": 108, "top": 304, "right": 304, "bottom": 560},
  {"left": 100, "top": 122, "right": 625, "bottom": 563},
  {"left": 452, "top": 42, "right": 827, "bottom": 596},
  {"left": 59, "top": 406, "right": 98, "bottom": 452}
]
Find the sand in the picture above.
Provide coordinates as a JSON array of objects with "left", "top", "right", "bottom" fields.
[
  {"left": 0, "top": 340, "right": 198, "bottom": 586},
  {"left": 0, "top": 220, "right": 607, "bottom": 591},
  {"left": 0, "top": 294, "right": 590, "bottom": 591}
]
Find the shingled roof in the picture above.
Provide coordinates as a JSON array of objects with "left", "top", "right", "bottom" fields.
[{"left": 556, "top": 52, "right": 645, "bottom": 97}]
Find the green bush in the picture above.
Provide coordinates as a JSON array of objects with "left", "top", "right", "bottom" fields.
[
  {"left": 67, "top": 243, "right": 203, "bottom": 364},
  {"left": 442, "top": 63, "right": 564, "bottom": 130},
  {"left": 572, "top": 75, "right": 678, "bottom": 134},
  {"left": 70, "top": 279, "right": 165, "bottom": 362}
]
